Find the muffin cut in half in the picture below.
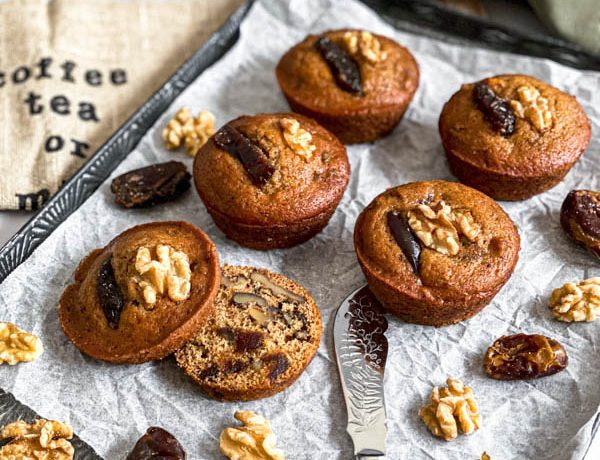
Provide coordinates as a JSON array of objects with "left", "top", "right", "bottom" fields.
[
  {"left": 175, "top": 265, "right": 322, "bottom": 401},
  {"left": 193, "top": 112, "right": 350, "bottom": 249},
  {"left": 439, "top": 74, "right": 591, "bottom": 201},
  {"left": 59, "top": 221, "right": 220, "bottom": 363},
  {"left": 354, "top": 181, "right": 520, "bottom": 326},
  {"left": 276, "top": 29, "right": 419, "bottom": 144}
]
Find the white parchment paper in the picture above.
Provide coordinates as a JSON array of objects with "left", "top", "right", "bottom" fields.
[{"left": 1, "top": 0, "right": 600, "bottom": 458}]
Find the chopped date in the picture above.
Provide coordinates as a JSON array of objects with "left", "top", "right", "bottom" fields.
[
  {"left": 234, "top": 330, "right": 265, "bottom": 353},
  {"left": 110, "top": 161, "right": 190, "bottom": 208},
  {"left": 263, "top": 352, "right": 290, "bottom": 382},
  {"left": 484, "top": 333, "right": 568, "bottom": 380},
  {"left": 213, "top": 125, "right": 275, "bottom": 186},
  {"left": 315, "top": 36, "right": 362, "bottom": 95},
  {"left": 126, "top": 426, "right": 186, "bottom": 460},
  {"left": 96, "top": 256, "right": 125, "bottom": 329},
  {"left": 561, "top": 190, "right": 600, "bottom": 241},
  {"left": 387, "top": 211, "right": 421, "bottom": 274},
  {"left": 473, "top": 81, "right": 516, "bottom": 136}
]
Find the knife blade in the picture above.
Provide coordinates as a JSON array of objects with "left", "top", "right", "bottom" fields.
[{"left": 333, "top": 284, "right": 389, "bottom": 458}]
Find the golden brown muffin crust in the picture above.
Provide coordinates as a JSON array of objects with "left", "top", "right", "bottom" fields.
[
  {"left": 193, "top": 112, "right": 349, "bottom": 226},
  {"left": 355, "top": 181, "right": 520, "bottom": 303},
  {"left": 439, "top": 74, "right": 590, "bottom": 177},
  {"left": 59, "top": 221, "right": 220, "bottom": 363},
  {"left": 276, "top": 29, "right": 419, "bottom": 115}
]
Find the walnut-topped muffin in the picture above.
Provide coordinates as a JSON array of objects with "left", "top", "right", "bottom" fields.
[
  {"left": 439, "top": 74, "right": 591, "bottom": 200},
  {"left": 276, "top": 29, "right": 419, "bottom": 144},
  {"left": 354, "top": 181, "right": 520, "bottom": 326},
  {"left": 59, "top": 221, "right": 220, "bottom": 363},
  {"left": 193, "top": 112, "right": 350, "bottom": 249}
]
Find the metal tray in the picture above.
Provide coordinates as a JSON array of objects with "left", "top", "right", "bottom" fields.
[{"left": 1, "top": 0, "right": 598, "bottom": 458}]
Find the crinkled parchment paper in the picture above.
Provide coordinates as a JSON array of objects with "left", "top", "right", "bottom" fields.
[{"left": 1, "top": 0, "right": 600, "bottom": 458}]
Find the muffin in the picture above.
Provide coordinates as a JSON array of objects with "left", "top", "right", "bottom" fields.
[
  {"left": 193, "top": 112, "right": 350, "bottom": 249},
  {"left": 275, "top": 29, "right": 419, "bottom": 144},
  {"left": 354, "top": 181, "right": 520, "bottom": 326},
  {"left": 560, "top": 189, "right": 600, "bottom": 258},
  {"left": 439, "top": 74, "right": 591, "bottom": 201},
  {"left": 59, "top": 221, "right": 220, "bottom": 363},
  {"left": 175, "top": 265, "right": 321, "bottom": 401}
]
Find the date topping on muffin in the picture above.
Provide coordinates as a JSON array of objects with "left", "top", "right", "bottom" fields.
[
  {"left": 315, "top": 36, "right": 362, "bottom": 95},
  {"left": 342, "top": 30, "right": 387, "bottom": 64},
  {"left": 110, "top": 161, "right": 191, "bottom": 209},
  {"left": 407, "top": 201, "right": 481, "bottom": 256},
  {"left": 280, "top": 118, "right": 316, "bottom": 160},
  {"left": 484, "top": 333, "right": 567, "bottom": 380},
  {"left": 214, "top": 124, "right": 275, "bottom": 186},
  {"left": 509, "top": 85, "right": 552, "bottom": 131},
  {"left": 419, "top": 378, "right": 481, "bottom": 441},
  {"left": 473, "top": 81, "right": 516, "bottom": 135},
  {"left": 97, "top": 256, "right": 125, "bottom": 329},
  {"left": 387, "top": 211, "right": 421, "bottom": 273},
  {"left": 549, "top": 277, "right": 600, "bottom": 322},
  {"left": 128, "top": 245, "right": 191, "bottom": 308}
]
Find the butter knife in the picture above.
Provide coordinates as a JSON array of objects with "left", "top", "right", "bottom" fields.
[{"left": 333, "top": 285, "right": 389, "bottom": 458}]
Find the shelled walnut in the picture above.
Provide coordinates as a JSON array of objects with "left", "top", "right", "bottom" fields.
[
  {"left": 162, "top": 107, "right": 215, "bottom": 157},
  {"left": 280, "top": 117, "right": 316, "bottom": 160},
  {"left": 407, "top": 201, "right": 481, "bottom": 255},
  {"left": 128, "top": 245, "right": 191, "bottom": 307},
  {"left": 419, "top": 378, "right": 481, "bottom": 441},
  {"left": 549, "top": 277, "right": 600, "bottom": 322},
  {"left": 0, "top": 321, "right": 43, "bottom": 365},
  {"left": 0, "top": 419, "right": 74, "bottom": 459},
  {"left": 509, "top": 85, "right": 552, "bottom": 131},
  {"left": 220, "top": 411, "right": 285, "bottom": 460},
  {"left": 343, "top": 30, "right": 387, "bottom": 64}
]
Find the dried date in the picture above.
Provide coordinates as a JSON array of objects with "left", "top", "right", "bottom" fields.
[
  {"left": 96, "top": 256, "right": 125, "bottom": 329},
  {"left": 387, "top": 211, "right": 421, "bottom": 274},
  {"left": 110, "top": 161, "right": 190, "bottom": 208},
  {"left": 473, "top": 81, "right": 516, "bottom": 136},
  {"left": 484, "top": 333, "right": 567, "bottom": 380},
  {"left": 263, "top": 352, "right": 290, "bottom": 382},
  {"left": 561, "top": 189, "right": 600, "bottom": 257},
  {"left": 234, "top": 330, "right": 265, "bottom": 353},
  {"left": 127, "top": 426, "right": 186, "bottom": 460},
  {"left": 316, "top": 36, "right": 362, "bottom": 95},
  {"left": 213, "top": 125, "right": 275, "bottom": 186}
]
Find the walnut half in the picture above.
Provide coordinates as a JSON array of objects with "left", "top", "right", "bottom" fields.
[
  {"left": 280, "top": 118, "right": 316, "bottom": 161},
  {"left": 419, "top": 378, "right": 482, "bottom": 441},
  {"left": 128, "top": 245, "right": 192, "bottom": 308},
  {"left": 407, "top": 201, "right": 481, "bottom": 256},
  {"left": 509, "top": 85, "right": 552, "bottom": 131},
  {"left": 342, "top": 30, "right": 387, "bottom": 64},
  {"left": 162, "top": 107, "right": 216, "bottom": 157},
  {"left": 220, "top": 411, "right": 285, "bottom": 460},
  {"left": 0, "top": 322, "right": 43, "bottom": 365},
  {"left": 0, "top": 419, "right": 74, "bottom": 459},
  {"left": 549, "top": 277, "right": 600, "bottom": 322}
]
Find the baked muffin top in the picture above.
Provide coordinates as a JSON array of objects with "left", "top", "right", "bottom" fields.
[
  {"left": 275, "top": 29, "right": 419, "bottom": 115},
  {"left": 193, "top": 112, "right": 350, "bottom": 225},
  {"left": 439, "top": 74, "right": 590, "bottom": 176},
  {"left": 59, "top": 221, "right": 220, "bottom": 363},
  {"left": 354, "top": 181, "right": 520, "bottom": 301}
]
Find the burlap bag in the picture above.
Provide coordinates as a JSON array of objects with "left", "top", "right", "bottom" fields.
[{"left": 0, "top": 0, "right": 243, "bottom": 210}]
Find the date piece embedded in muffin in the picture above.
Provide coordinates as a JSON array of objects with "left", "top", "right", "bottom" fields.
[
  {"left": 439, "top": 74, "right": 591, "bottom": 201},
  {"left": 354, "top": 181, "right": 520, "bottom": 326},
  {"left": 59, "top": 221, "right": 220, "bottom": 363},
  {"left": 276, "top": 29, "right": 419, "bottom": 144},
  {"left": 175, "top": 265, "right": 322, "bottom": 401},
  {"left": 193, "top": 113, "right": 350, "bottom": 249}
]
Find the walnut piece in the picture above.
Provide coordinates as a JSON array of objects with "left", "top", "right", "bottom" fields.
[
  {"left": 419, "top": 378, "right": 482, "bottom": 441},
  {"left": 407, "top": 201, "right": 481, "bottom": 256},
  {"left": 0, "top": 322, "right": 43, "bottom": 365},
  {"left": 162, "top": 107, "right": 216, "bottom": 157},
  {"left": 280, "top": 118, "right": 316, "bottom": 161},
  {"left": 481, "top": 453, "right": 491, "bottom": 460},
  {"left": 343, "top": 30, "right": 387, "bottom": 64},
  {"left": 220, "top": 411, "right": 285, "bottom": 460},
  {"left": 509, "top": 85, "right": 552, "bottom": 131},
  {"left": 549, "top": 277, "right": 600, "bottom": 322},
  {"left": 128, "top": 245, "right": 192, "bottom": 308},
  {"left": 0, "top": 419, "right": 74, "bottom": 459}
]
